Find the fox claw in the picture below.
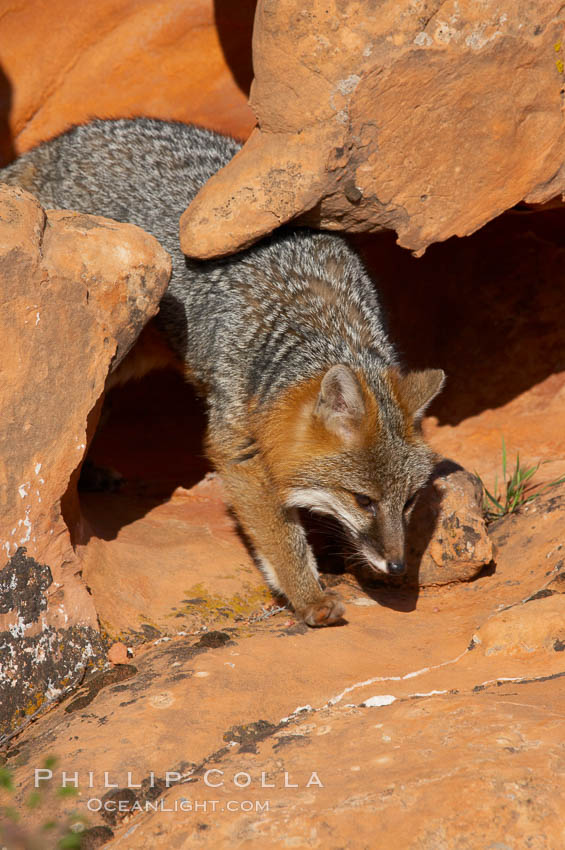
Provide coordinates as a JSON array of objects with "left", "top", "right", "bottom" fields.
[{"left": 300, "top": 592, "right": 345, "bottom": 627}]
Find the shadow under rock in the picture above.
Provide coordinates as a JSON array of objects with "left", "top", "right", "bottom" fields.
[
  {"left": 78, "top": 369, "right": 210, "bottom": 543},
  {"left": 351, "top": 205, "right": 565, "bottom": 427},
  {"left": 0, "top": 64, "right": 15, "bottom": 167},
  {"left": 213, "top": 0, "right": 257, "bottom": 98}
]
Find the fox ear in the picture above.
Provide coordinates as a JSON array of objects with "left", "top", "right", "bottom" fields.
[
  {"left": 396, "top": 369, "right": 446, "bottom": 418},
  {"left": 315, "top": 364, "right": 365, "bottom": 442}
]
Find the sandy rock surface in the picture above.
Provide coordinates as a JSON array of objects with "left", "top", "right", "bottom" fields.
[
  {"left": 78, "top": 476, "right": 273, "bottom": 641},
  {"left": 3, "top": 484, "right": 564, "bottom": 848},
  {"left": 0, "top": 186, "right": 170, "bottom": 739},
  {"left": 180, "top": 0, "right": 565, "bottom": 258}
]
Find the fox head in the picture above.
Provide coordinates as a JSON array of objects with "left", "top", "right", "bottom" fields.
[{"left": 262, "top": 364, "right": 445, "bottom": 577}]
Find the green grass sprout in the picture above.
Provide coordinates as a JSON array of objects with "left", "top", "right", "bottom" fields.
[{"left": 477, "top": 437, "right": 565, "bottom": 523}]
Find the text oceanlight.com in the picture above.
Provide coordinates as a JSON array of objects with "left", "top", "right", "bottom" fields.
[{"left": 87, "top": 798, "right": 271, "bottom": 814}]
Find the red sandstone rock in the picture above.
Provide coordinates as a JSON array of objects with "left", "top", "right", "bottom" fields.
[
  {"left": 108, "top": 643, "right": 130, "bottom": 665},
  {"left": 405, "top": 463, "right": 492, "bottom": 585},
  {"left": 0, "top": 0, "right": 256, "bottom": 165},
  {"left": 0, "top": 185, "right": 170, "bottom": 737},
  {"left": 180, "top": 0, "right": 565, "bottom": 258},
  {"left": 475, "top": 594, "right": 565, "bottom": 657}
]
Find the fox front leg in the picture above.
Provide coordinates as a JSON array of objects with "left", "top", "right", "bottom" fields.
[{"left": 216, "top": 457, "right": 345, "bottom": 627}]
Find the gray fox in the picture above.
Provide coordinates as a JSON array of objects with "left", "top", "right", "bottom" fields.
[{"left": 2, "top": 119, "right": 445, "bottom": 626}]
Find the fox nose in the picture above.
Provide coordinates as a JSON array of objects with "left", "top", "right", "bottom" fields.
[{"left": 387, "top": 560, "right": 406, "bottom": 576}]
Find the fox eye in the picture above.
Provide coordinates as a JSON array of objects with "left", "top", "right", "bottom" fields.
[
  {"left": 353, "top": 493, "right": 375, "bottom": 512},
  {"left": 403, "top": 493, "right": 418, "bottom": 513}
]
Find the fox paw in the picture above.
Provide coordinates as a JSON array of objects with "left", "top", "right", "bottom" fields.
[{"left": 300, "top": 592, "right": 345, "bottom": 627}]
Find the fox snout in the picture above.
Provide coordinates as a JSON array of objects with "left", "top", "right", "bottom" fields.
[
  {"left": 356, "top": 509, "right": 407, "bottom": 577},
  {"left": 358, "top": 535, "right": 407, "bottom": 577}
]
